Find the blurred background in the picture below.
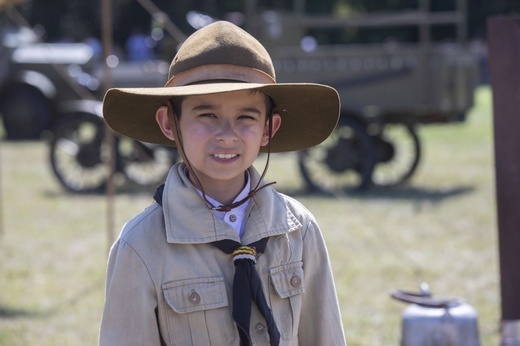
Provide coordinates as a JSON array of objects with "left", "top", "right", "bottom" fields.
[
  {"left": 9, "top": 0, "right": 520, "bottom": 53},
  {"left": 0, "top": 0, "right": 519, "bottom": 345}
]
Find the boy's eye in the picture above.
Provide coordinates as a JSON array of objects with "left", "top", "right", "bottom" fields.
[
  {"left": 199, "top": 113, "right": 216, "bottom": 118},
  {"left": 239, "top": 114, "right": 258, "bottom": 120}
]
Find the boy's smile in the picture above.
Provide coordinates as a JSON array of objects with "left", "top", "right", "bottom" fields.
[{"left": 157, "top": 89, "right": 281, "bottom": 204}]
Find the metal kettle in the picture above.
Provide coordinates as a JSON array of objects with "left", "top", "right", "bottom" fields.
[{"left": 391, "top": 283, "right": 481, "bottom": 346}]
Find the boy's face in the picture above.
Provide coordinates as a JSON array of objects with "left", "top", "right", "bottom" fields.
[{"left": 157, "top": 90, "right": 281, "bottom": 195}]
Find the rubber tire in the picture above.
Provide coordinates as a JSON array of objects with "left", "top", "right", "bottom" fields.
[
  {"left": 371, "top": 123, "right": 421, "bottom": 187},
  {"left": 119, "top": 139, "right": 179, "bottom": 187},
  {"left": 49, "top": 113, "right": 107, "bottom": 193},
  {"left": 298, "top": 116, "right": 377, "bottom": 194}
]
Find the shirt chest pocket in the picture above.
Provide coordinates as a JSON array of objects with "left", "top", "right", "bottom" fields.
[
  {"left": 162, "top": 277, "right": 236, "bottom": 346},
  {"left": 269, "top": 261, "right": 305, "bottom": 341}
]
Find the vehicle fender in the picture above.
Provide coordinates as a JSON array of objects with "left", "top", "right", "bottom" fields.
[
  {"left": 339, "top": 110, "right": 367, "bottom": 127},
  {"left": 57, "top": 99, "right": 103, "bottom": 118},
  {"left": 1, "top": 70, "right": 57, "bottom": 99}
]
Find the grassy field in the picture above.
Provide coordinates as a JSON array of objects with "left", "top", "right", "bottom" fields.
[{"left": 0, "top": 86, "right": 498, "bottom": 345}]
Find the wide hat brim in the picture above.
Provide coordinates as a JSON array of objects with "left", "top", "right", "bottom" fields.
[{"left": 103, "top": 82, "right": 340, "bottom": 153}]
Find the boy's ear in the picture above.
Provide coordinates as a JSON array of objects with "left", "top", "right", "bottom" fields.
[
  {"left": 156, "top": 105, "right": 176, "bottom": 142},
  {"left": 261, "top": 112, "right": 282, "bottom": 147}
]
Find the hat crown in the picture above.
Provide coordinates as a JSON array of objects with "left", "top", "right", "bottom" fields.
[{"left": 169, "top": 21, "right": 276, "bottom": 81}]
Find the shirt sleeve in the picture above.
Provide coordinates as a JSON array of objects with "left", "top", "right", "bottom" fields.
[
  {"left": 299, "top": 218, "right": 347, "bottom": 345},
  {"left": 99, "top": 238, "right": 163, "bottom": 346}
]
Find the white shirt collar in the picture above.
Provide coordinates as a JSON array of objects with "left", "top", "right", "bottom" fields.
[{"left": 197, "top": 171, "right": 251, "bottom": 238}]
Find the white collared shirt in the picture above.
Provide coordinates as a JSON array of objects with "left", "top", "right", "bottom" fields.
[{"left": 199, "top": 172, "right": 251, "bottom": 238}]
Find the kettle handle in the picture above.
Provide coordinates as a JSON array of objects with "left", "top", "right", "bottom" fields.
[{"left": 390, "top": 289, "right": 464, "bottom": 309}]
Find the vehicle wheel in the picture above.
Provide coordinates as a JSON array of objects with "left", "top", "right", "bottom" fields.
[
  {"left": 0, "top": 85, "right": 52, "bottom": 140},
  {"left": 371, "top": 123, "right": 421, "bottom": 187},
  {"left": 49, "top": 113, "right": 108, "bottom": 193},
  {"left": 118, "top": 139, "right": 179, "bottom": 187},
  {"left": 298, "top": 116, "right": 376, "bottom": 194}
]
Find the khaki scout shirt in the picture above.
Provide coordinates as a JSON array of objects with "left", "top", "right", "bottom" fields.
[{"left": 99, "top": 163, "right": 346, "bottom": 345}]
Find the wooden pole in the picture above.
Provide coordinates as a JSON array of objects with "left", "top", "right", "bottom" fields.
[
  {"left": 101, "top": 0, "right": 115, "bottom": 250},
  {"left": 0, "top": 140, "right": 3, "bottom": 237},
  {"left": 487, "top": 15, "right": 520, "bottom": 345}
]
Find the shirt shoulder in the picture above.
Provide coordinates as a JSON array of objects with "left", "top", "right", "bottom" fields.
[
  {"left": 277, "top": 192, "right": 317, "bottom": 224},
  {"left": 117, "top": 202, "right": 165, "bottom": 247}
]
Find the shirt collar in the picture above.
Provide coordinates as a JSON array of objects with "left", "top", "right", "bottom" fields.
[
  {"left": 201, "top": 172, "right": 251, "bottom": 238},
  {"left": 162, "top": 163, "right": 302, "bottom": 244}
]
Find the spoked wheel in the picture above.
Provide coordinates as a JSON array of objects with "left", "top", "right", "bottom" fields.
[
  {"left": 118, "top": 139, "right": 179, "bottom": 187},
  {"left": 370, "top": 123, "right": 421, "bottom": 187},
  {"left": 49, "top": 113, "right": 108, "bottom": 193},
  {"left": 298, "top": 116, "right": 376, "bottom": 194}
]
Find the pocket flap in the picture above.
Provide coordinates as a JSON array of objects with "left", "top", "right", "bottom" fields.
[
  {"left": 269, "top": 261, "right": 305, "bottom": 299},
  {"left": 162, "top": 277, "right": 228, "bottom": 314}
]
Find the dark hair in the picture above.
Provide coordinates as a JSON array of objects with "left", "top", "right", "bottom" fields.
[{"left": 169, "top": 96, "right": 185, "bottom": 118}]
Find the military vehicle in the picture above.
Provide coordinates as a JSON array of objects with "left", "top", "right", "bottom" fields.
[
  {"left": 239, "top": 0, "right": 478, "bottom": 190},
  {"left": 1, "top": 0, "right": 478, "bottom": 192},
  {"left": 0, "top": 6, "right": 175, "bottom": 193},
  {"left": 0, "top": 10, "right": 168, "bottom": 140}
]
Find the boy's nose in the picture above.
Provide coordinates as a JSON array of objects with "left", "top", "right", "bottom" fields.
[{"left": 216, "top": 120, "right": 238, "bottom": 142}]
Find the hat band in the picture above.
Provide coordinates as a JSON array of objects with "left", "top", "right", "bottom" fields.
[{"left": 165, "top": 64, "right": 276, "bottom": 87}]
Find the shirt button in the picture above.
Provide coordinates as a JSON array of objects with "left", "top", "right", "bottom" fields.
[
  {"left": 255, "top": 323, "right": 266, "bottom": 334},
  {"left": 290, "top": 275, "right": 302, "bottom": 288},
  {"left": 189, "top": 290, "right": 201, "bottom": 304},
  {"left": 229, "top": 214, "right": 237, "bottom": 222}
]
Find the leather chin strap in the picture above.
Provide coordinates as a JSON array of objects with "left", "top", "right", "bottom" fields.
[{"left": 166, "top": 100, "right": 275, "bottom": 212}]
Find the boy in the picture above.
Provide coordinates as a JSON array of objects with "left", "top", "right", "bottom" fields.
[{"left": 99, "top": 21, "right": 346, "bottom": 345}]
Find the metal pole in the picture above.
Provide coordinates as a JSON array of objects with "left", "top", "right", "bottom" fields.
[
  {"left": 487, "top": 15, "right": 520, "bottom": 345},
  {"left": 134, "top": 0, "right": 187, "bottom": 45},
  {"left": 294, "top": 0, "right": 304, "bottom": 15},
  {"left": 456, "top": 0, "right": 468, "bottom": 44},
  {"left": 418, "top": 0, "right": 431, "bottom": 106},
  {"left": 101, "top": 0, "right": 116, "bottom": 250},
  {"left": 0, "top": 141, "right": 3, "bottom": 237},
  {"left": 244, "top": 0, "right": 257, "bottom": 34}
]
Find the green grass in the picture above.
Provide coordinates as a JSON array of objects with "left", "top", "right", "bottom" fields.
[{"left": 0, "top": 86, "right": 498, "bottom": 345}]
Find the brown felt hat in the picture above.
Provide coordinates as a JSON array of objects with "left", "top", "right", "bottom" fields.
[{"left": 103, "top": 21, "right": 340, "bottom": 153}]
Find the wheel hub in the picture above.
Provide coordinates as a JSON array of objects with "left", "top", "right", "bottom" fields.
[
  {"left": 325, "top": 138, "right": 360, "bottom": 172},
  {"left": 377, "top": 139, "right": 395, "bottom": 163},
  {"left": 76, "top": 143, "right": 102, "bottom": 168}
]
